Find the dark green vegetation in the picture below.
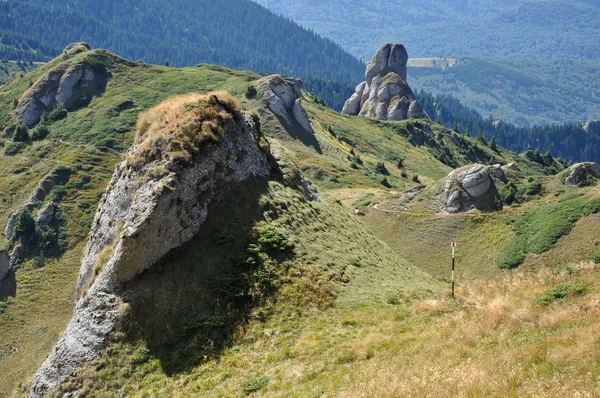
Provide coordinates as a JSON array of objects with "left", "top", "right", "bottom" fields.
[
  {"left": 536, "top": 279, "right": 590, "bottom": 305},
  {"left": 499, "top": 193, "right": 600, "bottom": 269},
  {"left": 0, "top": 0, "right": 363, "bottom": 110},
  {"left": 417, "top": 90, "right": 600, "bottom": 164},
  {"left": 255, "top": 0, "right": 600, "bottom": 61},
  {"left": 410, "top": 57, "right": 600, "bottom": 126}
]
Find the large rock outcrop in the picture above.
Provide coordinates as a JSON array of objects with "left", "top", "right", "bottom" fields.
[
  {"left": 261, "top": 75, "right": 313, "bottom": 133},
  {"left": 342, "top": 43, "right": 427, "bottom": 121},
  {"left": 444, "top": 164, "right": 501, "bottom": 213},
  {"left": 10, "top": 43, "right": 107, "bottom": 127},
  {"left": 29, "top": 92, "right": 272, "bottom": 397},
  {"left": 563, "top": 162, "right": 600, "bottom": 186}
]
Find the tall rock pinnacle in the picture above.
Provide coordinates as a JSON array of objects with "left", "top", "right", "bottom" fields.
[{"left": 342, "top": 43, "right": 427, "bottom": 121}]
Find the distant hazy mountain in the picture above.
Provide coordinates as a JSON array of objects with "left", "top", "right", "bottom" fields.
[
  {"left": 254, "top": 0, "right": 600, "bottom": 62},
  {"left": 408, "top": 57, "right": 600, "bottom": 126}
]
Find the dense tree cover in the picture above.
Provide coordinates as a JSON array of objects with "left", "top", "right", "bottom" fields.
[
  {"left": 255, "top": 0, "right": 600, "bottom": 62},
  {"left": 408, "top": 57, "right": 600, "bottom": 127},
  {"left": 0, "top": 29, "right": 56, "bottom": 62},
  {"left": 0, "top": 0, "right": 364, "bottom": 110},
  {"left": 417, "top": 91, "right": 600, "bottom": 164}
]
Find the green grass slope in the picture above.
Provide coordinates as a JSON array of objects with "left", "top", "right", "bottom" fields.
[{"left": 0, "top": 46, "right": 598, "bottom": 397}]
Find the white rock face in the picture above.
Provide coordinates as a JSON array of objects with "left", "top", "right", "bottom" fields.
[
  {"left": 564, "top": 162, "right": 600, "bottom": 186},
  {"left": 29, "top": 111, "right": 271, "bottom": 397},
  {"left": 583, "top": 120, "right": 600, "bottom": 133},
  {"left": 262, "top": 75, "right": 313, "bottom": 133},
  {"left": 444, "top": 164, "right": 499, "bottom": 213},
  {"left": 342, "top": 42, "right": 427, "bottom": 121},
  {"left": 504, "top": 162, "right": 521, "bottom": 172},
  {"left": 0, "top": 250, "right": 10, "bottom": 282},
  {"left": 457, "top": 164, "right": 492, "bottom": 198},
  {"left": 11, "top": 51, "right": 106, "bottom": 127}
]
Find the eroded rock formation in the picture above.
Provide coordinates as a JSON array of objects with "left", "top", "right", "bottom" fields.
[
  {"left": 342, "top": 43, "right": 427, "bottom": 121},
  {"left": 10, "top": 43, "right": 107, "bottom": 127},
  {"left": 29, "top": 92, "right": 272, "bottom": 397},
  {"left": 261, "top": 75, "right": 313, "bottom": 133},
  {"left": 444, "top": 164, "right": 501, "bottom": 213},
  {"left": 0, "top": 250, "right": 10, "bottom": 282},
  {"left": 563, "top": 162, "right": 600, "bottom": 186}
]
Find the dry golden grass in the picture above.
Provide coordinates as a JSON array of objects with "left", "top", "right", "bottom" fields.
[
  {"left": 345, "top": 262, "right": 600, "bottom": 398},
  {"left": 128, "top": 91, "right": 242, "bottom": 169}
]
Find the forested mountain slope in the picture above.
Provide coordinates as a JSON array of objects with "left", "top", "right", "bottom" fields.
[
  {"left": 254, "top": 0, "right": 600, "bottom": 62},
  {"left": 0, "top": 0, "right": 364, "bottom": 109}
]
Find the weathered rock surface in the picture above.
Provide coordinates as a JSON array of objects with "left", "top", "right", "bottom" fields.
[
  {"left": 0, "top": 250, "right": 10, "bottom": 282},
  {"left": 262, "top": 75, "right": 313, "bottom": 133},
  {"left": 269, "top": 140, "right": 321, "bottom": 202},
  {"left": 11, "top": 44, "right": 107, "bottom": 127},
  {"left": 457, "top": 164, "right": 491, "bottom": 198},
  {"left": 342, "top": 42, "right": 427, "bottom": 122},
  {"left": 564, "top": 162, "right": 600, "bottom": 186},
  {"left": 35, "top": 202, "right": 56, "bottom": 231},
  {"left": 29, "top": 98, "right": 272, "bottom": 397},
  {"left": 583, "top": 120, "right": 600, "bottom": 133},
  {"left": 444, "top": 164, "right": 501, "bottom": 213}
]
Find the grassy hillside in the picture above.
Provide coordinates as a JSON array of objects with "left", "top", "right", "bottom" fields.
[{"left": 1, "top": 47, "right": 600, "bottom": 397}]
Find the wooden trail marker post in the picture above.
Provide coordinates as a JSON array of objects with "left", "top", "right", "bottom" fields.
[{"left": 451, "top": 241, "right": 456, "bottom": 298}]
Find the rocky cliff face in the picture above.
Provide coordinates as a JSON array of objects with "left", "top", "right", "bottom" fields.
[
  {"left": 342, "top": 43, "right": 427, "bottom": 121},
  {"left": 10, "top": 43, "right": 108, "bottom": 128},
  {"left": 29, "top": 92, "right": 272, "bottom": 397}
]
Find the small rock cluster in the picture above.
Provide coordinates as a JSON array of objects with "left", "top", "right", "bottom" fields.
[
  {"left": 342, "top": 42, "right": 427, "bottom": 121},
  {"left": 262, "top": 75, "right": 313, "bottom": 133}
]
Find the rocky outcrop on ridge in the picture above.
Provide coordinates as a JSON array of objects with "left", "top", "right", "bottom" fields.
[
  {"left": 29, "top": 92, "right": 272, "bottom": 397},
  {"left": 261, "top": 75, "right": 313, "bottom": 133},
  {"left": 563, "top": 162, "right": 600, "bottom": 186},
  {"left": 444, "top": 164, "right": 501, "bottom": 213},
  {"left": 342, "top": 43, "right": 427, "bottom": 121},
  {"left": 10, "top": 43, "right": 108, "bottom": 127}
]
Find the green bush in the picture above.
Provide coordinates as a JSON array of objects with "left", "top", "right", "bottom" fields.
[
  {"left": 257, "top": 226, "right": 293, "bottom": 252},
  {"left": 498, "top": 240, "right": 526, "bottom": 269},
  {"left": 244, "top": 85, "right": 257, "bottom": 99},
  {"left": 241, "top": 377, "right": 269, "bottom": 395},
  {"left": 12, "top": 122, "right": 29, "bottom": 142},
  {"left": 30, "top": 123, "right": 50, "bottom": 140},
  {"left": 4, "top": 141, "right": 26, "bottom": 155},
  {"left": 47, "top": 106, "right": 68, "bottom": 122},
  {"left": 589, "top": 246, "right": 600, "bottom": 264},
  {"left": 537, "top": 280, "right": 589, "bottom": 305},
  {"left": 381, "top": 177, "right": 391, "bottom": 188},
  {"left": 375, "top": 162, "right": 389, "bottom": 175}
]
